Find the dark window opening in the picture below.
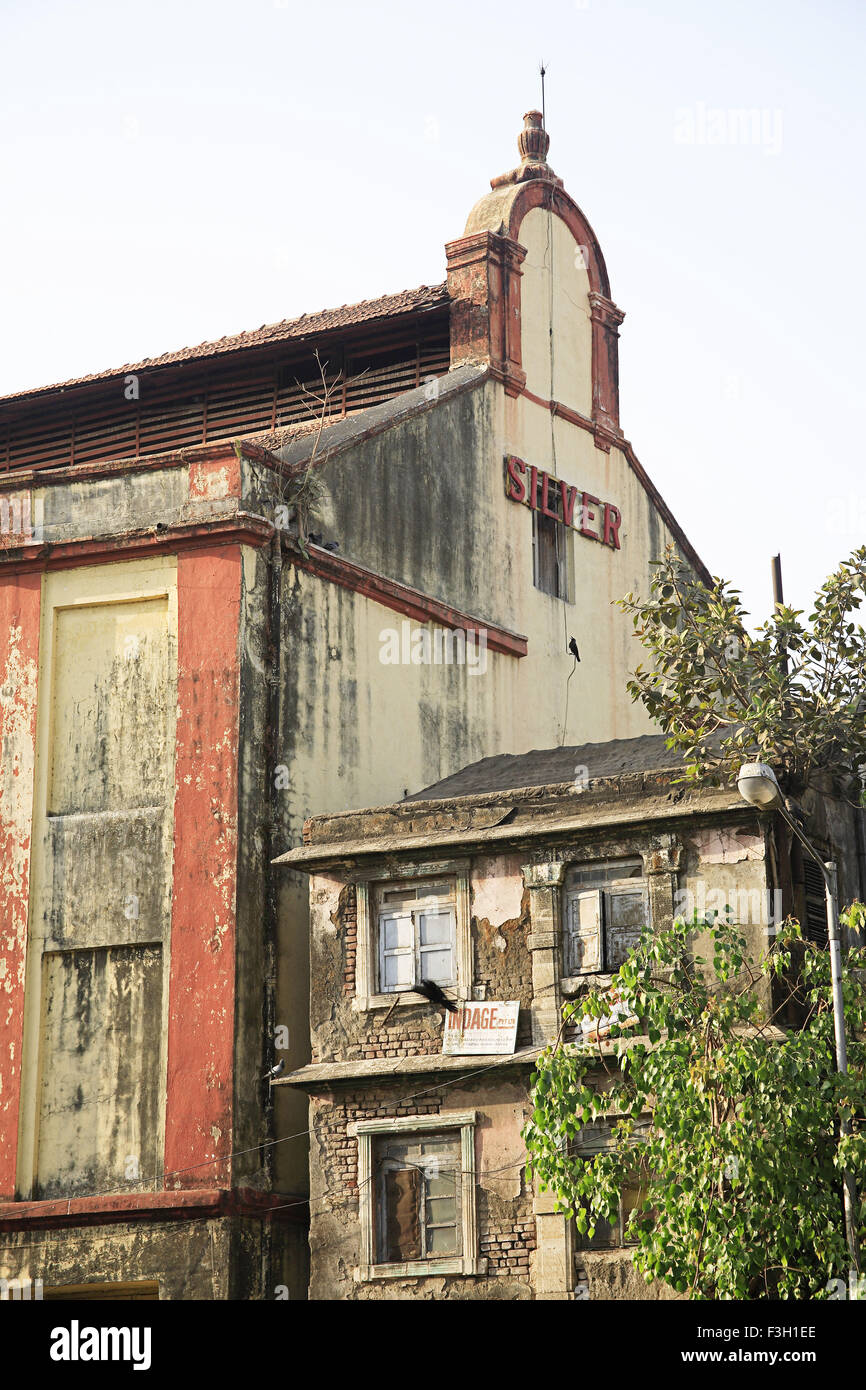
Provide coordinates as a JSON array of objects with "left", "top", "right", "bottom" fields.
[{"left": 532, "top": 479, "right": 572, "bottom": 600}]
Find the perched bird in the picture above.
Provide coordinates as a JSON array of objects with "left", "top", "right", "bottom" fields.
[
  {"left": 568, "top": 637, "right": 581, "bottom": 661},
  {"left": 413, "top": 979, "right": 458, "bottom": 1013},
  {"left": 308, "top": 532, "right": 323, "bottom": 545},
  {"left": 261, "top": 1059, "right": 285, "bottom": 1081},
  {"left": 322, "top": 541, "right": 339, "bottom": 552},
  {"left": 784, "top": 797, "right": 808, "bottom": 829}
]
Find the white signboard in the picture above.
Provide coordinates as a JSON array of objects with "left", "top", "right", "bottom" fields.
[{"left": 442, "top": 1000, "right": 520, "bottom": 1056}]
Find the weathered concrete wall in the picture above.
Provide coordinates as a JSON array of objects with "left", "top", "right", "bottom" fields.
[
  {"left": 164, "top": 546, "right": 241, "bottom": 1189},
  {"left": 0, "top": 571, "right": 40, "bottom": 1197},
  {"left": 577, "top": 1249, "right": 684, "bottom": 1301},
  {"left": 232, "top": 542, "right": 282, "bottom": 1189},
  {"left": 279, "top": 375, "right": 695, "bottom": 753},
  {"left": 36, "top": 945, "right": 163, "bottom": 1200},
  {"left": 0, "top": 1215, "right": 307, "bottom": 1300}
]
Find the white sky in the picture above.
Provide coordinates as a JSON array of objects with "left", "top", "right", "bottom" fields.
[{"left": 1, "top": 0, "right": 863, "bottom": 624}]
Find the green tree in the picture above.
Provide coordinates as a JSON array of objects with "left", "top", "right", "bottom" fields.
[
  {"left": 616, "top": 544, "right": 866, "bottom": 803},
  {"left": 523, "top": 910, "right": 866, "bottom": 1299}
]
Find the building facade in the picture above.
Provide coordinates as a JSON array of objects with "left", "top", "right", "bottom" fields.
[
  {"left": 278, "top": 739, "right": 865, "bottom": 1300},
  {"left": 1, "top": 113, "right": 711, "bottom": 1298}
]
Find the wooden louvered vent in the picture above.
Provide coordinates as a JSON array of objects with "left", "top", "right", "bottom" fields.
[
  {"left": 803, "top": 859, "right": 829, "bottom": 946},
  {"left": 0, "top": 330, "right": 451, "bottom": 474}
]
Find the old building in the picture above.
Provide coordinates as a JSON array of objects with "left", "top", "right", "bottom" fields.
[
  {"left": 276, "top": 738, "right": 865, "bottom": 1299},
  {"left": 1, "top": 112, "right": 711, "bottom": 1298}
]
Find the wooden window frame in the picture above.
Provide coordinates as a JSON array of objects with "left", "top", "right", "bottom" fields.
[
  {"left": 377, "top": 1134, "right": 462, "bottom": 1263},
  {"left": 532, "top": 501, "right": 574, "bottom": 603},
  {"left": 352, "top": 860, "right": 471, "bottom": 1013},
  {"left": 573, "top": 1119, "right": 652, "bottom": 1252},
  {"left": 351, "top": 1111, "right": 486, "bottom": 1280},
  {"left": 562, "top": 860, "right": 649, "bottom": 986},
  {"left": 377, "top": 885, "right": 457, "bottom": 995}
]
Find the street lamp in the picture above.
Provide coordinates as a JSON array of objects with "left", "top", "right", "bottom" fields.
[{"left": 737, "top": 762, "right": 860, "bottom": 1274}]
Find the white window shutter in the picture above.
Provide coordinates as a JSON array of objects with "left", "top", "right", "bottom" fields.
[
  {"left": 379, "top": 911, "right": 415, "bottom": 991},
  {"left": 569, "top": 889, "right": 602, "bottom": 974}
]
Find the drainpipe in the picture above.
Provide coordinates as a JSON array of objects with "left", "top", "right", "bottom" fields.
[{"left": 262, "top": 529, "right": 282, "bottom": 1188}]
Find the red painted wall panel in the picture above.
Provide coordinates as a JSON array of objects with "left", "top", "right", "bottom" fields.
[
  {"left": 0, "top": 572, "right": 41, "bottom": 1197},
  {"left": 165, "top": 547, "right": 241, "bottom": 1188}
]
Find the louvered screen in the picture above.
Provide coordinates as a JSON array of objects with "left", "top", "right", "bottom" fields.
[
  {"left": 0, "top": 328, "right": 450, "bottom": 474},
  {"left": 803, "top": 859, "right": 828, "bottom": 946}
]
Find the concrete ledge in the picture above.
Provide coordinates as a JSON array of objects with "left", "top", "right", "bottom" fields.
[
  {"left": 276, "top": 1047, "right": 542, "bottom": 1089},
  {"left": 274, "top": 788, "right": 746, "bottom": 867},
  {"left": 0, "top": 1188, "right": 307, "bottom": 1231}
]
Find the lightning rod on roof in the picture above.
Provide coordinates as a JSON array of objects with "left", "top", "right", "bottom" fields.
[{"left": 540, "top": 62, "right": 547, "bottom": 130}]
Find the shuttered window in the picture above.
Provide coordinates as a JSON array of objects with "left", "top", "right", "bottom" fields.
[
  {"left": 803, "top": 860, "right": 829, "bottom": 946},
  {"left": 565, "top": 860, "right": 647, "bottom": 975},
  {"left": 377, "top": 881, "right": 456, "bottom": 993}
]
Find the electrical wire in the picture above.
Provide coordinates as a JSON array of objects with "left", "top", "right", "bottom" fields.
[{"left": 12, "top": 1042, "right": 545, "bottom": 1207}]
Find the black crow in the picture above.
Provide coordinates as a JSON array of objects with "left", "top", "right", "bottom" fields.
[
  {"left": 413, "top": 979, "right": 458, "bottom": 1013},
  {"left": 568, "top": 637, "right": 580, "bottom": 661}
]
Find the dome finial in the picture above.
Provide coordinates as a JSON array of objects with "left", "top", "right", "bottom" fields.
[
  {"left": 519, "top": 110, "right": 550, "bottom": 166},
  {"left": 490, "top": 111, "right": 562, "bottom": 190}
]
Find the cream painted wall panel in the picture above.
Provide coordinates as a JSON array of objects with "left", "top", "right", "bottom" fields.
[
  {"left": 480, "top": 402, "right": 685, "bottom": 749},
  {"left": 34, "top": 944, "right": 162, "bottom": 1199},
  {"left": 49, "top": 595, "right": 170, "bottom": 814},
  {"left": 18, "top": 556, "right": 178, "bottom": 1199},
  {"left": 519, "top": 208, "right": 593, "bottom": 414}
]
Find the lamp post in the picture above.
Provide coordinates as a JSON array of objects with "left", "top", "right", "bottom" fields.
[{"left": 737, "top": 762, "right": 860, "bottom": 1274}]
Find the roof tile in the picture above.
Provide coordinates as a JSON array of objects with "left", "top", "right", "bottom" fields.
[{"left": 1, "top": 283, "right": 449, "bottom": 407}]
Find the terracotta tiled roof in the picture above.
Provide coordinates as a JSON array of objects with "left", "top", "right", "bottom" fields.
[{"left": 0, "top": 283, "right": 450, "bottom": 407}]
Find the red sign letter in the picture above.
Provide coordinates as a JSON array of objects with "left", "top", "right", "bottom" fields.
[
  {"left": 579, "top": 492, "right": 600, "bottom": 540},
  {"left": 505, "top": 455, "right": 526, "bottom": 503},
  {"left": 603, "top": 503, "right": 622, "bottom": 549}
]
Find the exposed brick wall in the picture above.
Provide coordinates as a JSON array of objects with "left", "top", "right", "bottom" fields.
[
  {"left": 344, "top": 1025, "right": 440, "bottom": 1060},
  {"left": 318, "top": 869, "right": 534, "bottom": 1062},
  {"left": 313, "top": 1088, "right": 442, "bottom": 1197},
  {"left": 341, "top": 887, "right": 357, "bottom": 995},
  {"left": 479, "top": 1206, "right": 536, "bottom": 1279}
]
